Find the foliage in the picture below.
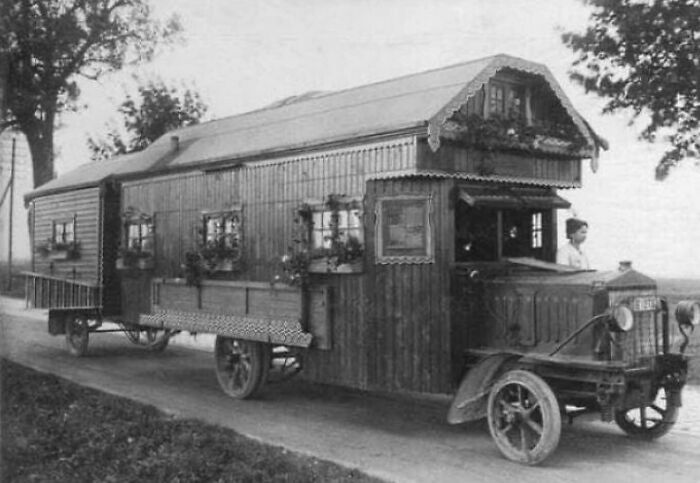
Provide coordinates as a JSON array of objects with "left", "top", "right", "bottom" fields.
[
  {"left": 0, "top": 359, "right": 381, "bottom": 483},
  {"left": 445, "top": 111, "right": 588, "bottom": 155},
  {"left": 0, "top": 0, "right": 182, "bottom": 187},
  {"left": 88, "top": 78, "right": 208, "bottom": 161},
  {"left": 562, "top": 0, "right": 700, "bottom": 179},
  {"left": 183, "top": 228, "right": 241, "bottom": 286}
]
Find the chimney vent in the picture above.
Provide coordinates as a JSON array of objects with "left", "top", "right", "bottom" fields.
[{"left": 170, "top": 135, "right": 179, "bottom": 152}]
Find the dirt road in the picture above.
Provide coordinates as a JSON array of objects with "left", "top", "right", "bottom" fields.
[{"left": 2, "top": 296, "right": 700, "bottom": 483}]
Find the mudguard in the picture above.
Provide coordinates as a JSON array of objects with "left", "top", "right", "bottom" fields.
[{"left": 447, "top": 353, "right": 521, "bottom": 424}]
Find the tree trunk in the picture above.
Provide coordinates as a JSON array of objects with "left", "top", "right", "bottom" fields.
[{"left": 24, "top": 112, "right": 56, "bottom": 188}]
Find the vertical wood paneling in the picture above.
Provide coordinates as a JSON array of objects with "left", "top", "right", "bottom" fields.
[{"left": 32, "top": 188, "right": 102, "bottom": 285}]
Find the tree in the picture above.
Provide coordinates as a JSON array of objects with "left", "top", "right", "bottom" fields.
[
  {"left": 562, "top": 0, "right": 700, "bottom": 179},
  {"left": 0, "top": 0, "right": 182, "bottom": 187},
  {"left": 88, "top": 79, "right": 208, "bottom": 161}
]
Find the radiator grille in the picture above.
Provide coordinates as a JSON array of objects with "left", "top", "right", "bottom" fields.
[{"left": 609, "top": 289, "right": 661, "bottom": 365}]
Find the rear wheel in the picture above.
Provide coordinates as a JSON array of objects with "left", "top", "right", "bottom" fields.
[
  {"left": 65, "top": 314, "right": 89, "bottom": 357},
  {"left": 614, "top": 386, "right": 679, "bottom": 439},
  {"left": 487, "top": 370, "right": 561, "bottom": 465},
  {"left": 214, "top": 337, "right": 270, "bottom": 399}
]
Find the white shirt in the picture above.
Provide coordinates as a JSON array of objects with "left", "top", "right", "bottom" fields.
[{"left": 556, "top": 242, "right": 590, "bottom": 269}]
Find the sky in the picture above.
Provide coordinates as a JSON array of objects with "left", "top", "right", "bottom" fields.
[{"left": 41, "top": 0, "right": 700, "bottom": 277}]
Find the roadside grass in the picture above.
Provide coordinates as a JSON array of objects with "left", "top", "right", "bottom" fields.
[{"left": 0, "top": 359, "right": 382, "bottom": 483}]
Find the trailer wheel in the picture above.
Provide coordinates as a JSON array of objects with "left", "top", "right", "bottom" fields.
[
  {"left": 214, "top": 337, "right": 270, "bottom": 399},
  {"left": 65, "top": 314, "right": 89, "bottom": 357},
  {"left": 487, "top": 370, "right": 561, "bottom": 465},
  {"left": 614, "top": 387, "right": 679, "bottom": 439}
]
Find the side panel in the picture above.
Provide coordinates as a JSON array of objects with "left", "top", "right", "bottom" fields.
[
  {"left": 365, "top": 177, "right": 454, "bottom": 394},
  {"left": 32, "top": 188, "right": 102, "bottom": 285},
  {"left": 119, "top": 138, "right": 417, "bottom": 391}
]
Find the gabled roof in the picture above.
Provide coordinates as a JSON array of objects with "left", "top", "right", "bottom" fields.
[{"left": 27, "top": 53, "right": 605, "bottom": 201}]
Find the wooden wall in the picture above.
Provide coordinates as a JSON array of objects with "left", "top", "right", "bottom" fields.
[
  {"left": 121, "top": 137, "right": 438, "bottom": 392},
  {"left": 417, "top": 140, "right": 582, "bottom": 186},
  {"left": 31, "top": 188, "right": 102, "bottom": 285},
  {"left": 364, "top": 177, "right": 455, "bottom": 394}
]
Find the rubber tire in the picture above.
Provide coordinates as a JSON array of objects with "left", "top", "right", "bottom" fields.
[
  {"left": 487, "top": 369, "right": 562, "bottom": 465},
  {"left": 214, "top": 337, "right": 270, "bottom": 399},
  {"left": 614, "top": 387, "right": 679, "bottom": 440},
  {"left": 65, "top": 314, "right": 89, "bottom": 357}
]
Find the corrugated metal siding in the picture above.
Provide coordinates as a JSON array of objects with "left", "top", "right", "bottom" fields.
[{"left": 32, "top": 188, "right": 102, "bottom": 285}]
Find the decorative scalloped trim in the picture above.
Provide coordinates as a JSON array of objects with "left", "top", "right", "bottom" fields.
[
  {"left": 375, "top": 256, "right": 434, "bottom": 265},
  {"left": 427, "top": 55, "right": 600, "bottom": 161}
]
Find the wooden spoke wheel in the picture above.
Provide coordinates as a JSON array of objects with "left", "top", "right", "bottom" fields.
[
  {"left": 65, "top": 314, "right": 89, "bottom": 357},
  {"left": 487, "top": 370, "right": 561, "bottom": 465},
  {"left": 143, "top": 328, "right": 171, "bottom": 352},
  {"left": 614, "top": 387, "right": 679, "bottom": 439},
  {"left": 214, "top": 337, "right": 270, "bottom": 399}
]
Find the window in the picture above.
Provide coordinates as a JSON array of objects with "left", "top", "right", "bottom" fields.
[
  {"left": 531, "top": 212, "right": 543, "bottom": 249},
  {"left": 52, "top": 218, "right": 75, "bottom": 245},
  {"left": 126, "top": 218, "right": 154, "bottom": 254},
  {"left": 376, "top": 196, "right": 433, "bottom": 263},
  {"left": 202, "top": 209, "right": 242, "bottom": 260},
  {"left": 310, "top": 206, "right": 363, "bottom": 250},
  {"left": 489, "top": 83, "right": 506, "bottom": 116},
  {"left": 455, "top": 203, "right": 550, "bottom": 262}
]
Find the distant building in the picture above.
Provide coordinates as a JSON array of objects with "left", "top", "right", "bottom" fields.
[{"left": 0, "top": 129, "right": 32, "bottom": 262}]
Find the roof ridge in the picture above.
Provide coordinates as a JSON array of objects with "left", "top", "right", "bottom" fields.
[{"left": 167, "top": 53, "right": 514, "bottom": 139}]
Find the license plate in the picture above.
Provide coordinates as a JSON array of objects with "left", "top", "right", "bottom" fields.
[{"left": 632, "top": 296, "right": 657, "bottom": 312}]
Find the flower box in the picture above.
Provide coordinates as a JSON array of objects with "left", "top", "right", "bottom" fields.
[
  {"left": 308, "top": 257, "right": 363, "bottom": 274},
  {"left": 116, "top": 255, "right": 154, "bottom": 270},
  {"left": 48, "top": 249, "right": 76, "bottom": 261}
]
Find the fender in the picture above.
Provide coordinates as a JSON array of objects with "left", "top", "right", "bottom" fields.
[{"left": 447, "top": 353, "right": 521, "bottom": 424}]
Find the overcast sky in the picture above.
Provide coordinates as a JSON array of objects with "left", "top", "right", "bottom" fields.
[{"left": 50, "top": 0, "right": 700, "bottom": 277}]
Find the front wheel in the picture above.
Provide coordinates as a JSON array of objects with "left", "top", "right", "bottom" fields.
[
  {"left": 614, "top": 386, "right": 679, "bottom": 439},
  {"left": 65, "top": 314, "right": 89, "bottom": 357},
  {"left": 487, "top": 370, "right": 561, "bottom": 465},
  {"left": 214, "top": 337, "right": 270, "bottom": 399}
]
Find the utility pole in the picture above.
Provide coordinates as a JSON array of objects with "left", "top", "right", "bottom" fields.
[{"left": 6, "top": 135, "right": 15, "bottom": 291}]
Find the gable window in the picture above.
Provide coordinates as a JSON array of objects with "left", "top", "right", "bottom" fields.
[
  {"left": 376, "top": 195, "right": 433, "bottom": 264},
  {"left": 487, "top": 80, "right": 526, "bottom": 121}
]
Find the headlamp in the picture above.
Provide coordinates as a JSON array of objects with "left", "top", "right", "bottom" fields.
[
  {"left": 676, "top": 300, "right": 700, "bottom": 328},
  {"left": 610, "top": 304, "right": 634, "bottom": 332}
]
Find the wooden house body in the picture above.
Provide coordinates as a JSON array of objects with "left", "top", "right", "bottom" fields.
[{"left": 26, "top": 54, "right": 606, "bottom": 395}]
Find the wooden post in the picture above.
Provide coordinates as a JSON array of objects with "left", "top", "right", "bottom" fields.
[{"left": 6, "top": 136, "right": 15, "bottom": 291}]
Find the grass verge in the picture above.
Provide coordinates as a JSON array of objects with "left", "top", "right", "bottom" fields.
[{"left": 0, "top": 359, "right": 382, "bottom": 483}]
